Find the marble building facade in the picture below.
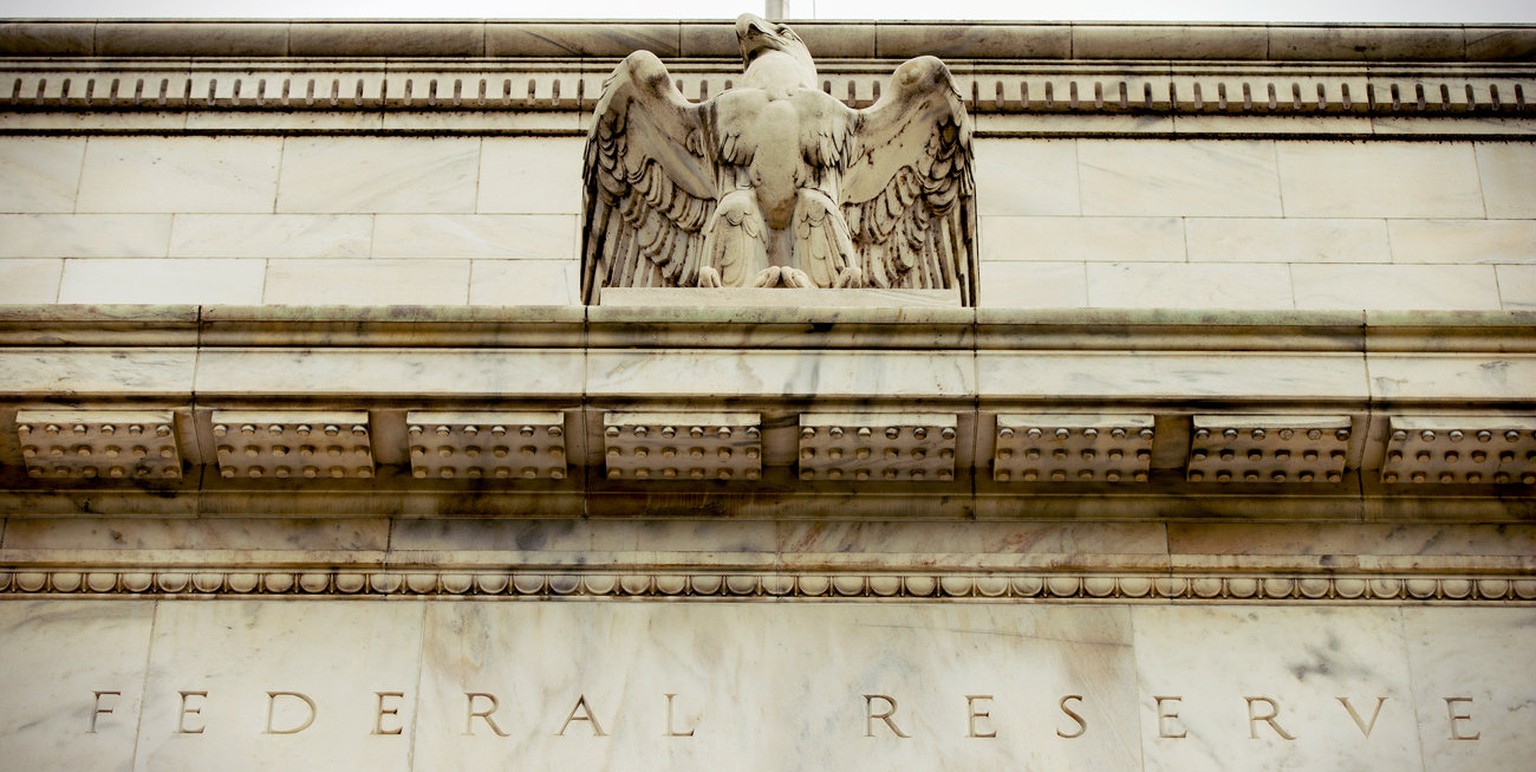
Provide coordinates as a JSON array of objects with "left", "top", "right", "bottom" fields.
[{"left": 0, "top": 18, "right": 1532, "bottom": 770}]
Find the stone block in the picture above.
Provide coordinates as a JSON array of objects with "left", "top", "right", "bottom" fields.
[
  {"left": 487, "top": 22, "right": 679, "bottom": 57},
  {"left": 95, "top": 21, "right": 289, "bottom": 56},
  {"left": 170, "top": 214, "right": 372, "bottom": 258},
  {"left": 0, "top": 517, "right": 390, "bottom": 551},
  {"left": 193, "top": 349, "right": 585, "bottom": 400},
  {"left": 1403, "top": 609, "right": 1536, "bottom": 770},
  {"left": 584, "top": 350, "right": 974, "bottom": 400},
  {"left": 372, "top": 214, "right": 576, "bottom": 259},
  {"left": 603, "top": 412, "right": 762, "bottom": 481},
  {"left": 1078, "top": 139, "right": 1282, "bottom": 217},
  {"left": 16, "top": 410, "right": 182, "bottom": 482},
  {"left": 1185, "top": 218, "right": 1390, "bottom": 263},
  {"left": 1072, "top": 24, "right": 1269, "bottom": 60},
  {"left": 798, "top": 413, "right": 958, "bottom": 483},
  {"left": 1474, "top": 142, "right": 1536, "bottom": 219},
  {"left": 1381, "top": 416, "right": 1536, "bottom": 485},
  {"left": 0, "top": 137, "right": 85, "bottom": 213},
  {"left": 0, "top": 214, "right": 172, "bottom": 258},
  {"left": 0, "top": 348, "right": 196, "bottom": 399},
  {"left": 287, "top": 21, "right": 483, "bottom": 57},
  {"left": 1368, "top": 354, "right": 1536, "bottom": 402},
  {"left": 0, "top": 259, "right": 61, "bottom": 302},
  {"left": 976, "top": 262, "right": 1088, "bottom": 308},
  {"left": 130, "top": 602, "right": 422, "bottom": 771},
  {"left": 468, "top": 260, "right": 580, "bottom": 306},
  {"left": 1276, "top": 142, "right": 1485, "bottom": 218},
  {"left": 477, "top": 137, "right": 584, "bottom": 215},
  {"left": 1187, "top": 415, "right": 1352, "bottom": 484},
  {"left": 973, "top": 139, "right": 1080, "bottom": 216},
  {"left": 983, "top": 216, "right": 1184, "bottom": 262},
  {"left": 76, "top": 137, "right": 282, "bottom": 213},
  {"left": 58, "top": 258, "right": 265, "bottom": 304},
  {"left": 993, "top": 414, "right": 1154, "bottom": 483},
  {"left": 262, "top": 259, "right": 470, "bottom": 305},
  {"left": 211, "top": 411, "right": 374, "bottom": 481},
  {"left": 1388, "top": 219, "right": 1536, "bottom": 265},
  {"left": 0, "top": 602, "right": 155, "bottom": 772},
  {"left": 1291, "top": 264, "right": 1501, "bottom": 311},
  {"left": 1086, "top": 263, "right": 1295, "bottom": 309},
  {"left": 1497, "top": 265, "right": 1536, "bottom": 309},
  {"left": 874, "top": 22, "right": 1072, "bottom": 59},
  {"left": 406, "top": 411, "right": 568, "bottom": 481},
  {"left": 1133, "top": 606, "right": 1422, "bottom": 771},
  {"left": 276, "top": 137, "right": 479, "bottom": 214},
  {"left": 976, "top": 351, "right": 1368, "bottom": 401}
]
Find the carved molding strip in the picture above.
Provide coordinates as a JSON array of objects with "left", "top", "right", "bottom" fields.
[
  {"left": 2, "top": 567, "right": 1532, "bottom": 603},
  {"left": 2, "top": 62, "right": 1529, "bottom": 117}
]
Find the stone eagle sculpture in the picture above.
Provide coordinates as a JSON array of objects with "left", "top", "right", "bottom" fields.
[{"left": 581, "top": 13, "right": 977, "bottom": 305}]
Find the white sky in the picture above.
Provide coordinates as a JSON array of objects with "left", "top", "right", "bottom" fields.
[{"left": 2, "top": 0, "right": 1535, "bottom": 23}]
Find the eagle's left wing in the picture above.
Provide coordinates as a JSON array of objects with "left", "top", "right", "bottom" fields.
[
  {"left": 582, "top": 51, "right": 718, "bottom": 304},
  {"left": 841, "top": 56, "right": 978, "bottom": 305}
]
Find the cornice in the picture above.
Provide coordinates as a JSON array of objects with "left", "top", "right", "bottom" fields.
[
  {"left": 2, "top": 20, "right": 1534, "bottom": 62},
  {"left": 1, "top": 564, "right": 1532, "bottom": 604},
  {"left": 1, "top": 21, "right": 1531, "bottom": 136}
]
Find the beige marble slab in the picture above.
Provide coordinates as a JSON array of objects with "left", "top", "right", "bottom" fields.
[
  {"left": 76, "top": 137, "right": 282, "bottom": 214},
  {"left": 1388, "top": 219, "right": 1536, "bottom": 265},
  {"left": 0, "top": 517, "right": 390, "bottom": 552},
  {"left": 1292, "top": 264, "right": 1502, "bottom": 311},
  {"left": 372, "top": 213, "right": 576, "bottom": 259},
  {"left": 1186, "top": 217, "right": 1391, "bottom": 264},
  {"left": 169, "top": 214, "right": 373, "bottom": 259},
  {"left": 131, "top": 601, "right": 424, "bottom": 771},
  {"left": 0, "top": 601, "right": 156, "bottom": 772},
  {"left": 976, "top": 351, "right": 1368, "bottom": 401},
  {"left": 1277, "top": 142, "right": 1485, "bottom": 218},
  {"left": 973, "top": 139, "right": 1081, "bottom": 216},
  {"left": 1078, "top": 139, "right": 1283, "bottom": 217},
  {"left": 0, "top": 348, "right": 195, "bottom": 397},
  {"left": 262, "top": 259, "right": 470, "bottom": 305},
  {"left": 58, "top": 258, "right": 266, "bottom": 304},
  {"left": 0, "top": 258, "right": 62, "bottom": 302},
  {"left": 0, "top": 214, "right": 172, "bottom": 258},
  {"left": 0, "top": 137, "right": 86, "bottom": 213},
  {"left": 477, "top": 136, "right": 584, "bottom": 215},
  {"left": 1367, "top": 353, "right": 1536, "bottom": 401},
  {"left": 412, "top": 603, "right": 1142, "bottom": 771},
  {"left": 468, "top": 259, "right": 580, "bottom": 306},
  {"left": 1086, "top": 263, "right": 1295, "bottom": 309},
  {"left": 983, "top": 216, "right": 1185, "bottom": 262},
  {"left": 276, "top": 137, "right": 480, "bottom": 214},
  {"left": 1403, "top": 609, "right": 1536, "bottom": 772},
  {"left": 193, "top": 348, "right": 585, "bottom": 399},
  {"left": 1474, "top": 141, "right": 1536, "bottom": 219},
  {"left": 584, "top": 349, "right": 974, "bottom": 399},
  {"left": 1134, "top": 606, "right": 1422, "bottom": 771},
  {"left": 1497, "top": 265, "right": 1536, "bottom": 310},
  {"left": 976, "top": 261, "right": 1089, "bottom": 308}
]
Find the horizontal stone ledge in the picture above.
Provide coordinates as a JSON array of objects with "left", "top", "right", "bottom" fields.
[
  {"left": 0, "top": 564, "right": 1531, "bottom": 603},
  {"left": 1, "top": 61, "right": 1530, "bottom": 121},
  {"left": 2, "top": 304, "right": 1532, "bottom": 353},
  {"left": 2, "top": 20, "right": 1533, "bottom": 62}
]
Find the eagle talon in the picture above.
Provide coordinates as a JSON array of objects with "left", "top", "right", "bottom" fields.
[
  {"left": 750, "top": 267, "right": 782, "bottom": 288},
  {"left": 781, "top": 268, "right": 815, "bottom": 288},
  {"left": 698, "top": 266, "right": 724, "bottom": 288},
  {"left": 835, "top": 266, "right": 865, "bottom": 289}
]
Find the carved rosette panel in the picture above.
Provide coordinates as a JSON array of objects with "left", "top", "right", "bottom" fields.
[
  {"left": 603, "top": 412, "right": 762, "bottom": 480},
  {"left": 211, "top": 411, "right": 374, "bottom": 479},
  {"left": 1188, "top": 415, "right": 1351, "bottom": 484},
  {"left": 407, "top": 411, "right": 567, "bottom": 480},
  {"left": 1382, "top": 416, "right": 1536, "bottom": 484},
  {"left": 798, "top": 413, "right": 958, "bottom": 482},
  {"left": 993, "top": 414, "right": 1154, "bottom": 483},
  {"left": 15, "top": 410, "right": 181, "bottom": 480}
]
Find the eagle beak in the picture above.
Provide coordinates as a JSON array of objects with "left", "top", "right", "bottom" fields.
[{"left": 736, "top": 13, "right": 777, "bottom": 58}]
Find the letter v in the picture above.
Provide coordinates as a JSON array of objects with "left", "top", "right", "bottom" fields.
[{"left": 1336, "top": 697, "right": 1388, "bottom": 738}]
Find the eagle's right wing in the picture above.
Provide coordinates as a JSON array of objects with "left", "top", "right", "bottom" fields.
[{"left": 581, "top": 51, "right": 718, "bottom": 304}]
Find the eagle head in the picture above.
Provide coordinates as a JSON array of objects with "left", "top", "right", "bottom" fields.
[{"left": 736, "top": 13, "right": 817, "bottom": 86}]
